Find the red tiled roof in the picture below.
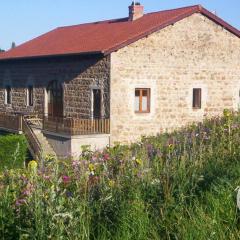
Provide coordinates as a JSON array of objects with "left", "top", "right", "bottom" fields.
[{"left": 0, "top": 5, "right": 239, "bottom": 60}]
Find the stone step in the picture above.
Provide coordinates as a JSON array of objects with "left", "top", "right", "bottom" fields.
[{"left": 33, "top": 130, "right": 57, "bottom": 158}]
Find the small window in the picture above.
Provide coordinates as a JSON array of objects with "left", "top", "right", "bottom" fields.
[
  {"left": 193, "top": 88, "right": 201, "bottom": 109},
  {"left": 27, "top": 86, "right": 34, "bottom": 106},
  {"left": 135, "top": 88, "right": 150, "bottom": 113},
  {"left": 5, "top": 86, "right": 12, "bottom": 104}
]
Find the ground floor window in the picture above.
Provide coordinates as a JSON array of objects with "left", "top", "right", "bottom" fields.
[
  {"left": 92, "top": 89, "right": 102, "bottom": 118},
  {"left": 5, "top": 86, "right": 12, "bottom": 104},
  {"left": 135, "top": 88, "right": 151, "bottom": 113},
  {"left": 27, "top": 86, "right": 34, "bottom": 106},
  {"left": 193, "top": 88, "right": 202, "bottom": 109}
]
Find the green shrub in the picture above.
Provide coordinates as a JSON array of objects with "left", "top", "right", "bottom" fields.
[{"left": 0, "top": 134, "right": 28, "bottom": 171}]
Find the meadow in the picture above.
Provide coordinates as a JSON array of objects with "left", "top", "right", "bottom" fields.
[{"left": 0, "top": 110, "right": 240, "bottom": 239}]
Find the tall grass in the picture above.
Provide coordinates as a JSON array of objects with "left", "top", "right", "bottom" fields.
[
  {"left": 0, "top": 134, "right": 28, "bottom": 171},
  {"left": 0, "top": 110, "right": 240, "bottom": 239}
]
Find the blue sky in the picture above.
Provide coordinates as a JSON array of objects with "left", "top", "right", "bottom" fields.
[{"left": 1, "top": 0, "right": 239, "bottom": 50}]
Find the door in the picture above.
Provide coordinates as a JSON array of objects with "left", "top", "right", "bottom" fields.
[
  {"left": 47, "top": 80, "right": 63, "bottom": 117},
  {"left": 93, "top": 89, "right": 101, "bottom": 118}
]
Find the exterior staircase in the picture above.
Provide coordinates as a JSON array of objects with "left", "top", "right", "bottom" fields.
[
  {"left": 22, "top": 116, "right": 57, "bottom": 162},
  {"left": 32, "top": 128, "right": 57, "bottom": 159},
  {"left": 0, "top": 113, "right": 57, "bottom": 161}
]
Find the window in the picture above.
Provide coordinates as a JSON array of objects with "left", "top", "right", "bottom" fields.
[
  {"left": 192, "top": 88, "right": 201, "bottom": 109},
  {"left": 27, "top": 86, "right": 34, "bottom": 106},
  {"left": 135, "top": 88, "right": 150, "bottom": 113},
  {"left": 92, "top": 89, "right": 102, "bottom": 118},
  {"left": 5, "top": 86, "right": 11, "bottom": 104}
]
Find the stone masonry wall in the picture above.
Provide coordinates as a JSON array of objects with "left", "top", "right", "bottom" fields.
[
  {"left": 0, "top": 55, "right": 110, "bottom": 118},
  {"left": 110, "top": 13, "right": 240, "bottom": 144}
]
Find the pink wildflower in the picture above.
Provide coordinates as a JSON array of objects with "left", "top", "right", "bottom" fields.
[
  {"left": 15, "top": 199, "right": 27, "bottom": 207},
  {"left": 62, "top": 175, "right": 71, "bottom": 184},
  {"left": 103, "top": 153, "right": 110, "bottom": 161}
]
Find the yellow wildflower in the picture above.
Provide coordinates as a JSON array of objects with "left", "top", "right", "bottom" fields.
[
  {"left": 28, "top": 160, "right": 38, "bottom": 172},
  {"left": 89, "top": 163, "right": 95, "bottom": 172},
  {"left": 108, "top": 180, "right": 115, "bottom": 188},
  {"left": 136, "top": 158, "right": 143, "bottom": 166}
]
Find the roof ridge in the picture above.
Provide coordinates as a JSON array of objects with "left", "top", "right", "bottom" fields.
[
  {"left": 56, "top": 5, "right": 200, "bottom": 30},
  {"left": 147, "top": 4, "right": 200, "bottom": 16},
  {"left": 57, "top": 17, "right": 129, "bottom": 29}
]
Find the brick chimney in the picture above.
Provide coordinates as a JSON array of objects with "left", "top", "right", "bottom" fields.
[{"left": 129, "top": 2, "right": 144, "bottom": 21}]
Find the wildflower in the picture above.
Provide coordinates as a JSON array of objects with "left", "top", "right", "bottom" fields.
[
  {"left": 91, "top": 156, "right": 98, "bottom": 162},
  {"left": 135, "top": 158, "right": 143, "bottom": 166},
  {"left": 15, "top": 198, "right": 27, "bottom": 207},
  {"left": 72, "top": 160, "right": 80, "bottom": 170},
  {"left": 223, "top": 109, "right": 231, "bottom": 118},
  {"left": 146, "top": 143, "right": 156, "bottom": 158},
  {"left": 28, "top": 160, "right": 38, "bottom": 172},
  {"left": 108, "top": 179, "right": 115, "bottom": 188},
  {"left": 151, "top": 179, "right": 160, "bottom": 185},
  {"left": 43, "top": 175, "right": 51, "bottom": 181},
  {"left": 89, "top": 163, "right": 95, "bottom": 172},
  {"left": 66, "top": 191, "right": 73, "bottom": 198},
  {"left": 45, "top": 154, "right": 56, "bottom": 161},
  {"left": 20, "top": 174, "right": 28, "bottom": 183},
  {"left": 103, "top": 153, "right": 110, "bottom": 161},
  {"left": 53, "top": 213, "right": 73, "bottom": 220},
  {"left": 231, "top": 123, "right": 239, "bottom": 130},
  {"left": 22, "top": 183, "right": 34, "bottom": 197},
  {"left": 168, "top": 144, "right": 174, "bottom": 151},
  {"left": 62, "top": 175, "right": 71, "bottom": 184}
]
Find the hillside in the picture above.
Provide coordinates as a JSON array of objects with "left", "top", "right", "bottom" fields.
[{"left": 0, "top": 110, "right": 240, "bottom": 239}]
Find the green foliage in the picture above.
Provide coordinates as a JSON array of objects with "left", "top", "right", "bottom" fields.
[
  {"left": 0, "top": 111, "right": 240, "bottom": 239},
  {"left": 0, "top": 134, "right": 28, "bottom": 171}
]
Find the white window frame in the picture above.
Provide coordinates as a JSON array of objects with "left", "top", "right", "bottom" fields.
[
  {"left": 26, "top": 85, "right": 34, "bottom": 106},
  {"left": 5, "top": 86, "right": 12, "bottom": 105}
]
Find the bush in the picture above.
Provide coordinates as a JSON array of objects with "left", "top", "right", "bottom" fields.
[
  {"left": 0, "top": 134, "right": 28, "bottom": 171},
  {"left": 0, "top": 111, "right": 240, "bottom": 239}
]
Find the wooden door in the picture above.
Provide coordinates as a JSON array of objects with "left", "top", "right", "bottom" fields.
[{"left": 47, "top": 81, "right": 63, "bottom": 117}]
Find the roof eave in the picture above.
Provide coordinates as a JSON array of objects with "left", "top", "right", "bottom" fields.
[{"left": 0, "top": 50, "right": 105, "bottom": 62}]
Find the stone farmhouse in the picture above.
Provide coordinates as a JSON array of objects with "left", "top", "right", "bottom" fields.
[{"left": 0, "top": 3, "right": 240, "bottom": 159}]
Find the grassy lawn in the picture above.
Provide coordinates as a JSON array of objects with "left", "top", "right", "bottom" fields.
[{"left": 0, "top": 110, "right": 240, "bottom": 239}]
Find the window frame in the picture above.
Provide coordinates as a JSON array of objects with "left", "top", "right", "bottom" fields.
[
  {"left": 27, "top": 85, "right": 34, "bottom": 106},
  {"left": 192, "top": 88, "right": 202, "bottom": 109},
  {"left": 5, "top": 86, "right": 12, "bottom": 105},
  {"left": 135, "top": 88, "right": 151, "bottom": 113}
]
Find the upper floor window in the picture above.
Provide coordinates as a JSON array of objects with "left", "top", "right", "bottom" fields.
[
  {"left": 193, "top": 88, "right": 201, "bottom": 109},
  {"left": 27, "top": 86, "right": 34, "bottom": 106},
  {"left": 5, "top": 86, "right": 12, "bottom": 104},
  {"left": 135, "top": 88, "right": 150, "bottom": 113}
]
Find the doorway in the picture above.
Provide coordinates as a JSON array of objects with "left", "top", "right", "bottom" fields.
[{"left": 47, "top": 80, "right": 63, "bottom": 117}]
